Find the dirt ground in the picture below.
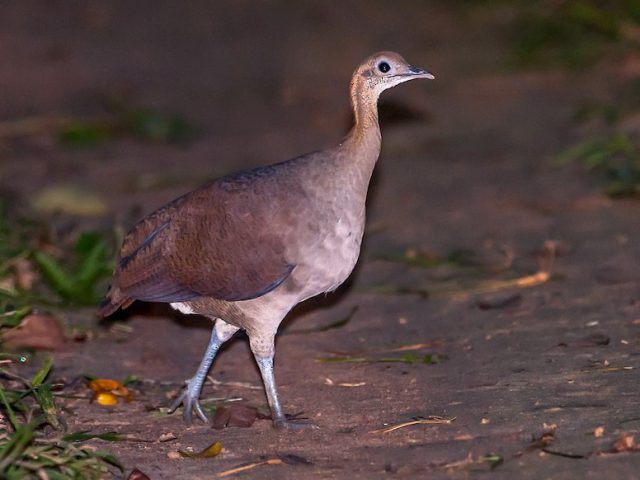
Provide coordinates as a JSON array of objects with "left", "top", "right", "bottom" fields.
[{"left": 2, "top": 1, "right": 640, "bottom": 478}]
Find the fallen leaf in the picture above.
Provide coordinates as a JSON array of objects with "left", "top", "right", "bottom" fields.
[
  {"left": 277, "top": 453, "right": 312, "bottom": 465},
  {"left": 88, "top": 378, "right": 133, "bottom": 404},
  {"left": 478, "top": 453, "right": 503, "bottom": 470},
  {"left": 476, "top": 293, "right": 522, "bottom": 310},
  {"left": 158, "top": 432, "right": 177, "bottom": 442},
  {"left": 213, "top": 404, "right": 258, "bottom": 429},
  {"left": 95, "top": 392, "right": 119, "bottom": 406},
  {"left": 127, "top": 469, "right": 151, "bottom": 480},
  {"left": 179, "top": 441, "right": 223, "bottom": 458},
  {"left": 594, "top": 426, "right": 605, "bottom": 438},
  {"left": 613, "top": 433, "right": 637, "bottom": 452},
  {"left": 528, "top": 428, "right": 556, "bottom": 451},
  {"left": 1, "top": 313, "right": 65, "bottom": 350},
  {"left": 578, "top": 333, "right": 611, "bottom": 346}
]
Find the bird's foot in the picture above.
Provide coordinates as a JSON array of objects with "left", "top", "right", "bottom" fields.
[
  {"left": 168, "top": 378, "right": 209, "bottom": 424},
  {"left": 273, "top": 414, "right": 318, "bottom": 431}
]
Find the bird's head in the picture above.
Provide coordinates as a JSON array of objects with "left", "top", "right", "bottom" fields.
[{"left": 353, "top": 51, "right": 434, "bottom": 99}]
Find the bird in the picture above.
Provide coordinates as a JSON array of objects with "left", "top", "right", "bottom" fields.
[{"left": 100, "top": 51, "right": 434, "bottom": 429}]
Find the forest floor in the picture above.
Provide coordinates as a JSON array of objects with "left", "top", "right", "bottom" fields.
[{"left": 1, "top": 1, "right": 640, "bottom": 479}]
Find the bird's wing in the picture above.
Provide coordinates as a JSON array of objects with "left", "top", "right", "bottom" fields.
[{"left": 111, "top": 172, "right": 298, "bottom": 303}]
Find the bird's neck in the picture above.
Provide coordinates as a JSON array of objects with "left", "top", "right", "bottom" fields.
[{"left": 339, "top": 78, "right": 382, "bottom": 193}]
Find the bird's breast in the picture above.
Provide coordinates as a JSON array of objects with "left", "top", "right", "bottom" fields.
[{"left": 289, "top": 208, "right": 364, "bottom": 301}]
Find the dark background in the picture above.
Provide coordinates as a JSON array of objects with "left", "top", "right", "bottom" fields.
[{"left": 1, "top": 1, "right": 640, "bottom": 479}]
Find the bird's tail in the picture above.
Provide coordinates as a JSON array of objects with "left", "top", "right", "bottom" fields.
[{"left": 99, "top": 286, "right": 134, "bottom": 317}]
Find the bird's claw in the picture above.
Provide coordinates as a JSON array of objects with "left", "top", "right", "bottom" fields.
[{"left": 168, "top": 378, "right": 209, "bottom": 424}]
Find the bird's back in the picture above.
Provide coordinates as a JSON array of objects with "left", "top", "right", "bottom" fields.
[{"left": 100, "top": 149, "right": 358, "bottom": 315}]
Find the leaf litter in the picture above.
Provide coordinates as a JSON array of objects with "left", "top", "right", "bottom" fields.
[
  {"left": 87, "top": 378, "right": 134, "bottom": 406},
  {"left": 178, "top": 441, "right": 223, "bottom": 459},
  {"left": 367, "top": 240, "right": 556, "bottom": 301}
]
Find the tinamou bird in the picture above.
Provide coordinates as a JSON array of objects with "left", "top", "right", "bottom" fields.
[{"left": 100, "top": 51, "right": 434, "bottom": 429}]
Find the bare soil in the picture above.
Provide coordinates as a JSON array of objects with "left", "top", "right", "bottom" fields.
[{"left": 2, "top": 1, "right": 640, "bottom": 478}]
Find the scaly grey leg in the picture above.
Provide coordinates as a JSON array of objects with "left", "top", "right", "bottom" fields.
[
  {"left": 169, "top": 320, "right": 238, "bottom": 424},
  {"left": 254, "top": 355, "right": 286, "bottom": 426},
  {"left": 253, "top": 345, "right": 318, "bottom": 430}
]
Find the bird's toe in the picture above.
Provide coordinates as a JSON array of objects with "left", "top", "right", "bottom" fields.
[{"left": 168, "top": 379, "right": 210, "bottom": 424}]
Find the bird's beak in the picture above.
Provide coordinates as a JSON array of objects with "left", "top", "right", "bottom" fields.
[{"left": 407, "top": 65, "right": 435, "bottom": 80}]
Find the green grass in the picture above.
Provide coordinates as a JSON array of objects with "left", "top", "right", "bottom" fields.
[
  {"left": 558, "top": 133, "right": 640, "bottom": 197},
  {"left": 33, "top": 233, "right": 113, "bottom": 306},
  {"left": 0, "top": 202, "right": 115, "bottom": 310},
  {"left": 0, "top": 358, "right": 122, "bottom": 479},
  {"left": 58, "top": 104, "right": 197, "bottom": 148}
]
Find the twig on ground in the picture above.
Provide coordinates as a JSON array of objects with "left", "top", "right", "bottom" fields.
[
  {"left": 370, "top": 416, "right": 456, "bottom": 434},
  {"left": 217, "top": 459, "right": 283, "bottom": 478}
]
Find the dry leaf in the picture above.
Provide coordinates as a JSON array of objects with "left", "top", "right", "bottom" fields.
[
  {"left": 1, "top": 313, "right": 65, "bottom": 350},
  {"left": 476, "top": 293, "right": 522, "bottom": 310},
  {"left": 528, "top": 428, "right": 556, "bottom": 451},
  {"left": 127, "top": 468, "right": 151, "bottom": 480},
  {"left": 613, "top": 433, "right": 637, "bottom": 452},
  {"left": 94, "top": 392, "right": 119, "bottom": 406},
  {"left": 277, "top": 453, "right": 312, "bottom": 465},
  {"left": 179, "top": 441, "right": 223, "bottom": 458},
  {"left": 212, "top": 404, "right": 258, "bottom": 429},
  {"left": 594, "top": 426, "right": 605, "bottom": 438},
  {"left": 158, "top": 432, "right": 177, "bottom": 442},
  {"left": 88, "top": 378, "right": 133, "bottom": 404}
]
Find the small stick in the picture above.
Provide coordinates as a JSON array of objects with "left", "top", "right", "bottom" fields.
[
  {"left": 206, "top": 376, "right": 262, "bottom": 390},
  {"left": 370, "top": 416, "right": 456, "bottom": 434},
  {"left": 217, "top": 459, "right": 283, "bottom": 478}
]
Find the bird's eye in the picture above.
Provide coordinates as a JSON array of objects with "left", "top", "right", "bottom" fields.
[{"left": 378, "top": 61, "right": 391, "bottom": 73}]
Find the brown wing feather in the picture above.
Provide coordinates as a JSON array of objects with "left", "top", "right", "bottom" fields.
[{"left": 105, "top": 163, "right": 302, "bottom": 307}]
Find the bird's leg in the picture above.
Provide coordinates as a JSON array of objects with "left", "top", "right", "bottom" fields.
[
  {"left": 251, "top": 334, "right": 317, "bottom": 430},
  {"left": 169, "top": 319, "right": 238, "bottom": 424}
]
